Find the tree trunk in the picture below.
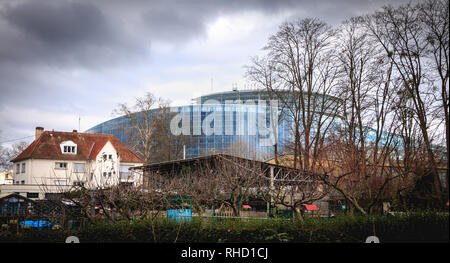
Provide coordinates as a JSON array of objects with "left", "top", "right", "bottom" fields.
[
  {"left": 293, "top": 206, "right": 304, "bottom": 223},
  {"left": 231, "top": 203, "right": 240, "bottom": 217}
]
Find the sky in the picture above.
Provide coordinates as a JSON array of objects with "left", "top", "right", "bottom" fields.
[{"left": 0, "top": 0, "right": 414, "bottom": 148}]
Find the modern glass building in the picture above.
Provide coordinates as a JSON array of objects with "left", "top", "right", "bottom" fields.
[{"left": 85, "top": 90, "right": 341, "bottom": 161}]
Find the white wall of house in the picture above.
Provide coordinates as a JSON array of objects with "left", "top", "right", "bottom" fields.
[
  {"left": 88, "top": 141, "right": 143, "bottom": 187},
  {"left": 89, "top": 141, "right": 120, "bottom": 187},
  {"left": 119, "top": 162, "right": 142, "bottom": 185},
  {"left": 13, "top": 159, "right": 89, "bottom": 186},
  {"left": 13, "top": 159, "right": 32, "bottom": 185}
]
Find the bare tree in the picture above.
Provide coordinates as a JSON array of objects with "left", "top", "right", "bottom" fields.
[
  {"left": 264, "top": 167, "right": 327, "bottom": 222},
  {"left": 0, "top": 141, "right": 30, "bottom": 171},
  {"left": 311, "top": 15, "right": 415, "bottom": 214},
  {"left": 148, "top": 105, "right": 192, "bottom": 163},
  {"left": 418, "top": 0, "right": 449, "bottom": 181},
  {"left": 247, "top": 18, "right": 341, "bottom": 171},
  {"left": 198, "top": 155, "right": 265, "bottom": 217},
  {"left": 0, "top": 132, "right": 7, "bottom": 171},
  {"left": 40, "top": 163, "right": 166, "bottom": 224},
  {"left": 114, "top": 92, "right": 192, "bottom": 166},
  {"left": 245, "top": 56, "right": 285, "bottom": 164},
  {"left": 114, "top": 92, "right": 169, "bottom": 164},
  {"left": 363, "top": 2, "right": 445, "bottom": 201}
]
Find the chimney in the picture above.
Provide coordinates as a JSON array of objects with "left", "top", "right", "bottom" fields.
[{"left": 35, "top": 127, "right": 44, "bottom": 140}]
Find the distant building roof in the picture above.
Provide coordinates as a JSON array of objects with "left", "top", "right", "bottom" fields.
[
  {"left": 11, "top": 131, "right": 142, "bottom": 163},
  {"left": 302, "top": 204, "right": 319, "bottom": 211}
]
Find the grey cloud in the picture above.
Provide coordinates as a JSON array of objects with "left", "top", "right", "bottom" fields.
[
  {"left": 0, "top": 0, "right": 147, "bottom": 68},
  {"left": 138, "top": 0, "right": 303, "bottom": 43},
  {"left": 0, "top": 0, "right": 305, "bottom": 95},
  {"left": 0, "top": 0, "right": 410, "bottom": 106},
  {"left": 0, "top": 0, "right": 413, "bottom": 144},
  {"left": 142, "top": 6, "right": 208, "bottom": 42},
  {"left": 137, "top": 0, "right": 408, "bottom": 44},
  {"left": 0, "top": 0, "right": 404, "bottom": 68},
  {"left": 4, "top": 1, "right": 111, "bottom": 46}
]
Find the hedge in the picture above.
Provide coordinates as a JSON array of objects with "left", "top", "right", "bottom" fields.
[{"left": 1, "top": 212, "right": 448, "bottom": 243}]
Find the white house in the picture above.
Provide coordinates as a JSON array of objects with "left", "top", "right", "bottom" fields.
[{"left": 0, "top": 127, "right": 143, "bottom": 199}]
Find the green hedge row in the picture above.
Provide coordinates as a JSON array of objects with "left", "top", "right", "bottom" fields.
[{"left": 1, "top": 212, "right": 448, "bottom": 243}]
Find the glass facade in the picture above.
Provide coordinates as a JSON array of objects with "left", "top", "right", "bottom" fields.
[{"left": 85, "top": 90, "right": 339, "bottom": 161}]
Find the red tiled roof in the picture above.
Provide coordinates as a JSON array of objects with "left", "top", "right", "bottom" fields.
[{"left": 11, "top": 131, "right": 142, "bottom": 163}]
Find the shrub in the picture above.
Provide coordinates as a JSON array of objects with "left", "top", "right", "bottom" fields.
[{"left": 0, "top": 212, "right": 447, "bottom": 243}]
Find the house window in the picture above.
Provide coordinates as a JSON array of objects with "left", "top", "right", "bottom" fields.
[
  {"left": 60, "top": 141, "right": 77, "bottom": 155},
  {"left": 55, "top": 162, "right": 68, "bottom": 169},
  {"left": 102, "top": 154, "right": 113, "bottom": 160},
  {"left": 103, "top": 172, "right": 107, "bottom": 177},
  {"left": 54, "top": 180, "right": 67, "bottom": 186},
  {"left": 16, "top": 164, "right": 20, "bottom": 174},
  {"left": 27, "top": 193, "right": 39, "bottom": 199},
  {"left": 21, "top": 180, "right": 25, "bottom": 184},
  {"left": 73, "top": 163, "right": 86, "bottom": 173},
  {"left": 21, "top": 163, "right": 26, "bottom": 173},
  {"left": 63, "top": 145, "right": 76, "bottom": 153}
]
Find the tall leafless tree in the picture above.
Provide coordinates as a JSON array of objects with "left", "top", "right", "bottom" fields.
[
  {"left": 245, "top": 56, "right": 285, "bottom": 164},
  {"left": 418, "top": 0, "right": 449, "bottom": 176},
  {"left": 247, "top": 18, "right": 341, "bottom": 172},
  {"left": 114, "top": 92, "right": 191, "bottom": 169},
  {"left": 363, "top": 2, "right": 445, "bottom": 200}
]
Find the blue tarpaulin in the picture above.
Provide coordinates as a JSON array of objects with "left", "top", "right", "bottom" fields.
[
  {"left": 19, "top": 220, "right": 52, "bottom": 230},
  {"left": 167, "top": 209, "right": 191, "bottom": 222}
]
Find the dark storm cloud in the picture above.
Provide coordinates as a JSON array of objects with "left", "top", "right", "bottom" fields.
[
  {"left": 0, "top": 0, "right": 145, "bottom": 68},
  {"left": 0, "top": 0, "right": 148, "bottom": 118},
  {"left": 5, "top": 1, "right": 110, "bottom": 46}
]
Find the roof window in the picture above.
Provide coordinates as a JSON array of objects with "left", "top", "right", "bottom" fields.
[{"left": 60, "top": 141, "right": 77, "bottom": 155}]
